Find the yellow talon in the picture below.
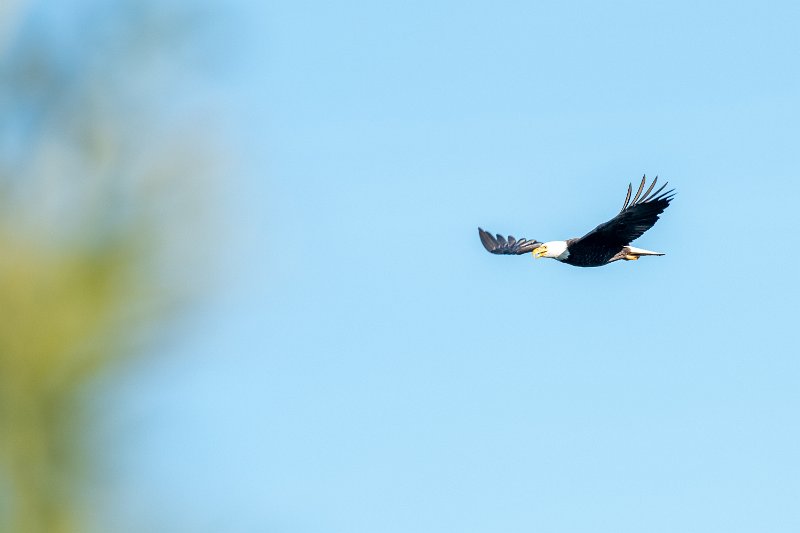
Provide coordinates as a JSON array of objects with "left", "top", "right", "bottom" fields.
[{"left": 624, "top": 254, "right": 639, "bottom": 261}]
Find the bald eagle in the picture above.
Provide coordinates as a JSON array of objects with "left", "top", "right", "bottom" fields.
[{"left": 479, "top": 175, "right": 675, "bottom": 267}]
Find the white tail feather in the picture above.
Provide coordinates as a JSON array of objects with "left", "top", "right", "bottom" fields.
[{"left": 626, "top": 246, "right": 664, "bottom": 256}]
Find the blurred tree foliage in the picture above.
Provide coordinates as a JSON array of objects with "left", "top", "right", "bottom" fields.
[{"left": 0, "top": 1, "right": 218, "bottom": 531}]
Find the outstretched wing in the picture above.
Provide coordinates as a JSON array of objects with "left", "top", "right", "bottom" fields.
[
  {"left": 478, "top": 227, "right": 542, "bottom": 255},
  {"left": 574, "top": 175, "right": 675, "bottom": 249}
]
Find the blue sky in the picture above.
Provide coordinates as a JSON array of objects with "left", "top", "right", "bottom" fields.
[{"left": 95, "top": 0, "right": 800, "bottom": 531}]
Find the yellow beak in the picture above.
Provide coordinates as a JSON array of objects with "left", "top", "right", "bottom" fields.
[{"left": 532, "top": 245, "right": 547, "bottom": 259}]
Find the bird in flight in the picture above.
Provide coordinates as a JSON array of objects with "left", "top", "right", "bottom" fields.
[{"left": 479, "top": 175, "right": 675, "bottom": 267}]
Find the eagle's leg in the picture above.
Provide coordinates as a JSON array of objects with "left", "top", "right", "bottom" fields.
[{"left": 623, "top": 254, "right": 639, "bottom": 261}]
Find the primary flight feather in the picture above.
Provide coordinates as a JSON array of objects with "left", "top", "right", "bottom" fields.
[{"left": 479, "top": 175, "right": 675, "bottom": 267}]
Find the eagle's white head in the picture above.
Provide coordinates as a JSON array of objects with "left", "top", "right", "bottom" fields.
[{"left": 532, "top": 240, "right": 570, "bottom": 261}]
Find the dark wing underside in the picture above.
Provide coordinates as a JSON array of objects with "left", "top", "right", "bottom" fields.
[
  {"left": 569, "top": 175, "right": 675, "bottom": 257},
  {"left": 478, "top": 227, "right": 541, "bottom": 255}
]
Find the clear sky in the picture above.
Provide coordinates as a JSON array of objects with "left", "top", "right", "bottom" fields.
[{"left": 100, "top": 1, "right": 800, "bottom": 531}]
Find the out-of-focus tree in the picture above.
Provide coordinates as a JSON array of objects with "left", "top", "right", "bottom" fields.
[{"left": 0, "top": 1, "right": 220, "bottom": 531}]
